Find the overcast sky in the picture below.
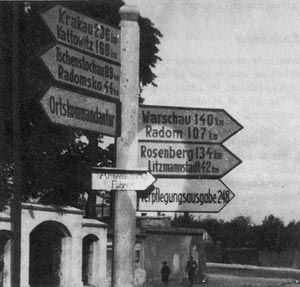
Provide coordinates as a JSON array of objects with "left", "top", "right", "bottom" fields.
[{"left": 125, "top": 0, "right": 300, "bottom": 224}]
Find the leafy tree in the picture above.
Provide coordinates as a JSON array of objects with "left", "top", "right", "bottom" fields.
[
  {"left": 259, "top": 215, "right": 285, "bottom": 252},
  {"left": 0, "top": 1, "right": 162, "bottom": 213}
]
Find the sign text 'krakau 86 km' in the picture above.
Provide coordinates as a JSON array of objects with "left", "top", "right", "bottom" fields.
[
  {"left": 41, "top": 44, "right": 120, "bottom": 99},
  {"left": 40, "top": 87, "right": 118, "bottom": 136},
  {"left": 41, "top": 5, "right": 120, "bottom": 63},
  {"left": 92, "top": 168, "right": 156, "bottom": 191},
  {"left": 138, "top": 178, "right": 235, "bottom": 213},
  {"left": 139, "top": 105, "right": 243, "bottom": 144},
  {"left": 138, "top": 141, "right": 241, "bottom": 178}
]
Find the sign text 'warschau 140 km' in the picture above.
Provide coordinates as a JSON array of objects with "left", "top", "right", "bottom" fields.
[
  {"left": 41, "top": 5, "right": 120, "bottom": 64},
  {"left": 138, "top": 105, "right": 243, "bottom": 144},
  {"left": 138, "top": 178, "right": 235, "bottom": 213},
  {"left": 41, "top": 44, "right": 120, "bottom": 99},
  {"left": 40, "top": 86, "right": 119, "bottom": 136},
  {"left": 138, "top": 141, "right": 241, "bottom": 178}
]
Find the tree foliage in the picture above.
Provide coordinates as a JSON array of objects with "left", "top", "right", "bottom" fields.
[
  {"left": 172, "top": 214, "right": 300, "bottom": 252},
  {"left": 0, "top": 1, "right": 162, "bottom": 211}
]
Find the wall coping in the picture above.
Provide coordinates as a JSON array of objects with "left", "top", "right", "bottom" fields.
[
  {"left": 82, "top": 218, "right": 108, "bottom": 228},
  {"left": 21, "top": 203, "right": 84, "bottom": 214},
  {"left": 1, "top": 204, "right": 84, "bottom": 219},
  {"left": 144, "top": 227, "right": 205, "bottom": 235},
  {"left": 207, "top": 262, "right": 300, "bottom": 273}
]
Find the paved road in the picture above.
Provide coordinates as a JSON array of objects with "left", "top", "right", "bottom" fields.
[{"left": 147, "top": 274, "right": 300, "bottom": 287}]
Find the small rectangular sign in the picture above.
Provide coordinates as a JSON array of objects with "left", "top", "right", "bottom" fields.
[
  {"left": 138, "top": 178, "right": 235, "bottom": 213},
  {"left": 92, "top": 168, "right": 156, "bottom": 191},
  {"left": 41, "top": 87, "right": 119, "bottom": 136},
  {"left": 138, "top": 141, "right": 241, "bottom": 179},
  {"left": 139, "top": 105, "right": 243, "bottom": 144}
]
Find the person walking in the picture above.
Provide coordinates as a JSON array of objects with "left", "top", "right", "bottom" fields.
[
  {"left": 185, "top": 256, "right": 198, "bottom": 286},
  {"left": 161, "top": 261, "right": 171, "bottom": 286}
]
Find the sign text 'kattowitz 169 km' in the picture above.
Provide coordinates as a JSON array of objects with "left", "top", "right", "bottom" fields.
[
  {"left": 138, "top": 105, "right": 243, "bottom": 143},
  {"left": 138, "top": 178, "right": 235, "bottom": 213},
  {"left": 41, "top": 5, "right": 120, "bottom": 64},
  {"left": 40, "top": 86, "right": 119, "bottom": 136}
]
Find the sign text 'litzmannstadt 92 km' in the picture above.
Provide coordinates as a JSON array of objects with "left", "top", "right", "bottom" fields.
[
  {"left": 41, "top": 5, "right": 120, "bottom": 64},
  {"left": 138, "top": 141, "right": 241, "bottom": 178},
  {"left": 138, "top": 178, "right": 235, "bottom": 213},
  {"left": 139, "top": 105, "right": 243, "bottom": 144},
  {"left": 41, "top": 45, "right": 120, "bottom": 99}
]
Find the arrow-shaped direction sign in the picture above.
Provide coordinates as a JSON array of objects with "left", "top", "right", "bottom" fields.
[
  {"left": 139, "top": 105, "right": 243, "bottom": 144},
  {"left": 41, "top": 44, "right": 120, "bottom": 99},
  {"left": 40, "top": 86, "right": 119, "bottom": 136},
  {"left": 138, "top": 141, "right": 241, "bottom": 179},
  {"left": 92, "top": 167, "right": 156, "bottom": 191},
  {"left": 41, "top": 5, "right": 120, "bottom": 63},
  {"left": 138, "top": 178, "right": 235, "bottom": 213}
]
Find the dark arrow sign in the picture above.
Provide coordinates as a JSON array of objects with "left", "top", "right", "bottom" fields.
[
  {"left": 41, "top": 44, "right": 120, "bottom": 99},
  {"left": 41, "top": 5, "right": 120, "bottom": 64},
  {"left": 40, "top": 86, "right": 119, "bottom": 136}
]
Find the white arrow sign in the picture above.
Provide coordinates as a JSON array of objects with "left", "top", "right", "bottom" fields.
[
  {"left": 138, "top": 178, "right": 235, "bottom": 213},
  {"left": 92, "top": 168, "right": 156, "bottom": 191}
]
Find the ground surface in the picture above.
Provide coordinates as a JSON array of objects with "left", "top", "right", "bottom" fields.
[{"left": 147, "top": 274, "right": 300, "bottom": 287}]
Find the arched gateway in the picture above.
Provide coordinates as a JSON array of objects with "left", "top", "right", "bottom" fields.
[{"left": 29, "top": 221, "right": 71, "bottom": 287}]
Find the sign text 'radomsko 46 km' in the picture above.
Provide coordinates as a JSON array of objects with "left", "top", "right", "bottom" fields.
[
  {"left": 41, "top": 5, "right": 120, "bottom": 63},
  {"left": 139, "top": 105, "right": 243, "bottom": 143},
  {"left": 138, "top": 141, "right": 241, "bottom": 178},
  {"left": 41, "top": 44, "right": 120, "bottom": 99}
]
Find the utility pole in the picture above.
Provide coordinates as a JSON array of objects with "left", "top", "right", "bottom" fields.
[
  {"left": 11, "top": 3, "right": 22, "bottom": 287},
  {"left": 112, "top": 5, "right": 140, "bottom": 287}
]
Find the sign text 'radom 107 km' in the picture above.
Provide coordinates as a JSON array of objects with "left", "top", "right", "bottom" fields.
[
  {"left": 41, "top": 5, "right": 120, "bottom": 64},
  {"left": 41, "top": 86, "right": 119, "bottom": 136},
  {"left": 138, "top": 141, "right": 241, "bottom": 178},
  {"left": 139, "top": 105, "right": 243, "bottom": 143},
  {"left": 41, "top": 44, "right": 120, "bottom": 99},
  {"left": 138, "top": 178, "right": 235, "bottom": 213}
]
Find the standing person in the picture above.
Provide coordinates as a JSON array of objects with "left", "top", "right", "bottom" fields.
[
  {"left": 161, "top": 261, "right": 171, "bottom": 286},
  {"left": 185, "top": 256, "right": 198, "bottom": 286}
]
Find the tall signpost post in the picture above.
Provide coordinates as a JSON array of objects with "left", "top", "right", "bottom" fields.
[
  {"left": 11, "top": 3, "right": 21, "bottom": 287},
  {"left": 113, "top": 6, "right": 140, "bottom": 287}
]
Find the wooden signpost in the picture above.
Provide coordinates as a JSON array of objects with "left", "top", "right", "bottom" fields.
[{"left": 38, "top": 4, "right": 243, "bottom": 287}]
